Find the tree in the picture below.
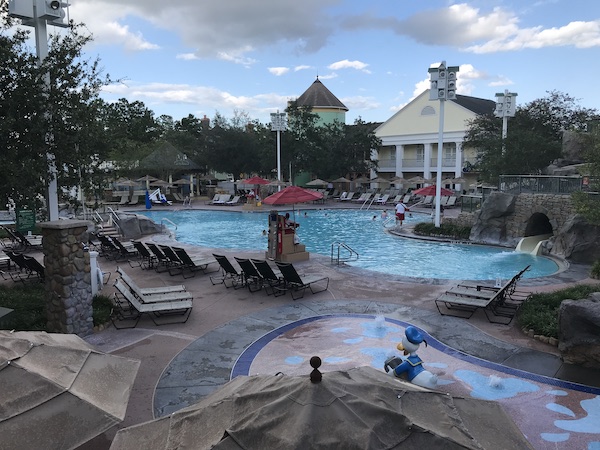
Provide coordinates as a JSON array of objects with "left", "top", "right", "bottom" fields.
[
  {"left": 0, "top": 17, "right": 113, "bottom": 213},
  {"left": 572, "top": 124, "right": 600, "bottom": 224},
  {"left": 464, "top": 91, "right": 598, "bottom": 182}
]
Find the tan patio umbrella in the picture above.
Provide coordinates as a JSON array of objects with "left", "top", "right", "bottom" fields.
[
  {"left": 170, "top": 178, "right": 191, "bottom": 185},
  {"left": 389, "top": 176, "right": 408, "bottom": 184},
  {"left": 450, "top": 177, "right": 467, "bottom": 184},
  {"left": 0, "top": 330, "right": 140, "bottom": 450},
  {"left": 305, "top": 178, "right": 328, "bottom": 187},
  {"left": 137, "top": 175, "right": 159, "bottom": 189},
  {"left": 369, "top": 176, "right": 391, "bottom": 184},
  {"left": 114, "top": 178, "right": 137, "bottom": 187},
  {"left": 330, "top": 176, "right": 351, "bottom": 183},
  {"left": 110, "top": 365, "right": 532, "bottom": 450},
  {"left": 407, "top": 176, "right": 429, "bottom": 184},
  {"left": 353, "top": 176, "right": 370, "bottom": 184},
  {"left": 150, "top": 179, "right": 172, "bottom": 188}
]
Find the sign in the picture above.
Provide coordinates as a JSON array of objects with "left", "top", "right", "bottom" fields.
[{"left": 16, "top": 209, "right": 36, "bottom": 233}]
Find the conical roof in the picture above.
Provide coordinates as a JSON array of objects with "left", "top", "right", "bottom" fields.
[{"left": 296, "top": 78, "right": 348, "bottom": 111}]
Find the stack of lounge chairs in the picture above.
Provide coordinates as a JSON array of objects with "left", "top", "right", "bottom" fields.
[{"left": 111, "top": 267, "right": 193, "bottom": 328}]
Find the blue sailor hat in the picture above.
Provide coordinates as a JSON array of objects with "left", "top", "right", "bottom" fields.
[{"left": 404, "top": 326, "right": 424, "bottom": 345}]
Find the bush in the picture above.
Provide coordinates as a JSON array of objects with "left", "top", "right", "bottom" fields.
[
  {"left": 413, "top": 222, "right": 471, "bottom": 240},
  {"left": 591, "top": 260, "right": 600, "bottom": 279},
  {"left": 0, "top": 284, "right": 113, "bottom": 331},
  {"left": 517, "top": 284, "right": 600, "bottom": 339}
]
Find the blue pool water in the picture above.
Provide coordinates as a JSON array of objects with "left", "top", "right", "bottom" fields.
[{"left": 140, "top": 209, "right": 559, "bottom": 280}]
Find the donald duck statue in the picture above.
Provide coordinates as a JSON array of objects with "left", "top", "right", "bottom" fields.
[{"left": 384, "top": 326, "right": 438, "bottom": 389}]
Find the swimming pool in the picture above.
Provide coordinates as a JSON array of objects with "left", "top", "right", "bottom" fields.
[{"left": 140, "top": 209, "right": 559, "bottom": 280}]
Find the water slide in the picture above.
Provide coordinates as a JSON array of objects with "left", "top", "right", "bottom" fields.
[{"left": 515, "top": 234, "right": 553, "bottom": 255}]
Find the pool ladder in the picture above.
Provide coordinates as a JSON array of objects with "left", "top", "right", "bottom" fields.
[{"left": 331, "top": 241, "right": 359, "bottom": 265}]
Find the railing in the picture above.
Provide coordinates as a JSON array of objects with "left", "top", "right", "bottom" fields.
[
  {"left": 105, "top": 207, "right": 123, "bottom": 235},
  {"left": 161, "top": 218, "right": 178, "bottom": 232},
  {"left": 331, "top": 241, "right": 359, "bottom": 265},
  {"left": 499, "top": 175, "right": 596, "bottom": 195}
]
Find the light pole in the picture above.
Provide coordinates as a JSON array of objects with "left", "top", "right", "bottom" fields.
[
  {"left": 428, "top": 61, "right": 459, "bottom": 227},
  {"left": 270, "top": 111, "right": 287, "bottom": 190},
  {"left": 8, "top": 0, "right": 69, "bottom": 221},
  {"left": 494, "top": 90, "right": 517, "bottom": 153}
]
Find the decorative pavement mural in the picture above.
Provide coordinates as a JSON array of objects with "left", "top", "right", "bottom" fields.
[{"left": 232, "top": 315, "right": 600, "bottom": 450}]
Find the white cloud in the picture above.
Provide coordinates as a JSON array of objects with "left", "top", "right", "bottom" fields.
[
  {"left": 73, "top": 0, "right": 340, "bottom": 59},
  {"left": 294, "top": 65, "right": 312, "bottom": 72},
  {"left": 328, "top": 59, "right": 370, "bottom": 73},
  {"left": 268, "top": 67, "right": 290, "bottom": 76},
  {"left": 176, "top": 53, "right": 199, "bottom": 61}
]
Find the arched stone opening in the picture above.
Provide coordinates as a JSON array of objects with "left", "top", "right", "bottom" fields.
[{"left": 524, "top": 212, "right": 553, "bottom": 236}]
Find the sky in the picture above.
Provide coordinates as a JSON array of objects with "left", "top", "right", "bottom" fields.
[{"left": 19, "top": 0, "right": 600, "bottom": 125}]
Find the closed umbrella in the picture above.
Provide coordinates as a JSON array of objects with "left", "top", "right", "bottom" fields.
[
  {"left": 110, "top": 365, "right": 532, "bottom": 450},
  {"left": 0, "top": 330, "right": 140, "bottom": 450}
]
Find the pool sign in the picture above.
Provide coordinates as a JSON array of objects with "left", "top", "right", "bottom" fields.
[{"left": 16, "top": 209, "right": 36, "bottom": 233}]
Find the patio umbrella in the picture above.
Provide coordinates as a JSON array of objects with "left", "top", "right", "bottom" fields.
[
  {"left": 110, "top": 365, "right": 532, "bottom": 450},
  {"left": 450, "top": 177, "right": 467, "bottom": 184},
  {"left": 305, "top": 178, "right": 328, "bottom": 187},
  {"left": 389, "top": 176, "right": 408, "bottom": 184},
  {"left": 150, "top": 179, "right": 172, "bottom": 188},
  {"left": 407, "top": 176, "right": 429, "bottom": 185},
  {"left": 170, "top": 178, "right": 191, "bottom": 185},
  {"left": 137, "top": 175, "right": 159, "bottom": 189},
  {"left": 353, "top": 176, "right": 370, "bottom": 184},
  {"left": 0, "top": 330, "right": 140, "bottom": 450},
  {"left": 241, "top": 176, "right": 270, "bottom": 186},
  {"left": 263, "top": 185, "right": 323, "bottom": 205},
  {"left": 412, "top": 185, "right": 454, "bottom": 197},
  {"left": 369, "top": 176, "right": 391, "bottom": 184},
  {"left": 114, "top": 178, "right": 137, "bottom": 187},
  {"left": 330, "top": 176, "right": 351, "bottom": 183}
]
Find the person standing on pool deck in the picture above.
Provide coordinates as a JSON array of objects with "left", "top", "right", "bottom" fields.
[{"left": 395, "top": 201, "right": 409, "bottom": 225}]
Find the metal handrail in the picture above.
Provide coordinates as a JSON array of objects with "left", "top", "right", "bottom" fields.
[
  {"left": 331, "top": 241, "right": 359, "bottom": 265},
  {"left": 161, "top": 218, "right": 178, "bottom": 232},
  {"left": 105, "top": 207, "right": 123, "bottom": 235}
]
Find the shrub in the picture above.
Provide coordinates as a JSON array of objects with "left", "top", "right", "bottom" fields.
[
  {"left": 413, "top": 222, "right": 471, "bottom": 240},
  {"left": 591, "top": 260, "right": 600, "bottom": 279},
  {"left": 0, "top": 284, "right": 113, "bottom": 331},
  {"left": 517, "top": 284, "right": 600, "bottom": 339}
]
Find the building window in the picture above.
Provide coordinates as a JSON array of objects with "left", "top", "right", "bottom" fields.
[{"left": 416, "top": 144, "right": 424, "bottom": 162}]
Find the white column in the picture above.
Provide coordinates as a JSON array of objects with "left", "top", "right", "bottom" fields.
[
  {"left": 423, "top": 143, "right": 432, "bottom": 180},
  {"left": 395, "top": 144, "right": 404, "bottom": 176},
  {"left": 454, "top": 141, "right": 463, "bottom": 177}
]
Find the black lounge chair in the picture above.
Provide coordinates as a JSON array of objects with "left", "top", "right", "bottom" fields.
[
  {"left": 131, "top": 241, "right": 157, "bottom": 269},
  {"left": 274, "top": 262, "right": 330, "bottom": 300},
  {"left": 112, "top": 237, "right": 138, "bottom": 261},
  {"left": 23, "top": 255, "right": 45, "bottom": 282},
  {"left": 251, "top": 259, "right": 286, "bottom": 296},
  {"left": 159, "top": 245, "right": 185, "bottom": 276},
  {"left": 172, "top": 247, "right": 217, "bottom": 278},
  {"left": 234, "top": 257, "right": 263, "bottom": 293},
  {"left": 210, "top": 254, "right": 244, "bottom": 288},
  {"left": 145, "top": 242, "right": 172, "bottom": 273},
  {"left": 3, "top": 250, "right": 30, "bottom": 281}
]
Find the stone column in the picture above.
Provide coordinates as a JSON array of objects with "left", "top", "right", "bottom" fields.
[{"left": 41, "top": 220, "right": 94, "bottom": 336}]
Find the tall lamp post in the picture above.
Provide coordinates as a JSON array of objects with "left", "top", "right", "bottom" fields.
[
  {"left": 428, "top": 61, "right": 459, "bottom": 227},
  {"left": 270, "top": 111, "right": 287, "bottom": 190},
  {"left": 8, "top": 0, "right": 69, "bottom": 221},
  {"left": 494, "top": 89, "right": 517, "bottom": 153}
]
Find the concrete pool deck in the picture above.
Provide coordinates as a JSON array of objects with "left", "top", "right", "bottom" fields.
[{"left": 3, "top": 200, "right": 599, "bottom": 449}]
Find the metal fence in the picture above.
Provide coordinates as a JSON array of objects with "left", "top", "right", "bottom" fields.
[{"left": 498, "top": 175, "right": 597, "bottom": 195}]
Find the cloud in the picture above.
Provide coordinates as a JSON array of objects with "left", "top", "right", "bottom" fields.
[
  {"left": 341, "top": 3, "right": 600, "bottom": 53},
  {"left": 73, "top": 0, "right": 340, "bottom": 59},
  {"left": 268, "top": 67, "right": 290, "bottom": 76},
  {"left": 294, "top": 65, "right": 312, "bottom": 72},
  {"left": 328, "top": 59, "right": 371, "bottom": 73}
]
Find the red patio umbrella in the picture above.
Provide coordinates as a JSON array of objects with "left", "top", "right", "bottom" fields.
[
  {"left": 412, "top": 185, "right": 454, "bottom": 197},
  {"left": 242, "top": 176, "right": 270, "bottom": 185},
  {"left": 262, "top": 186, "right": 323, "bottom": 205}
]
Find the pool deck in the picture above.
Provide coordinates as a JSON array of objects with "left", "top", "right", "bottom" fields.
[{"left": 3, "top": 200, "right": 599, "bottom": 449}]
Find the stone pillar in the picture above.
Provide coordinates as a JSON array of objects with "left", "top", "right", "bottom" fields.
[{"left": 41, "top": 220, "right": 94, "bottom": 336}]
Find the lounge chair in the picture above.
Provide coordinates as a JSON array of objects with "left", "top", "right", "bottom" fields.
[
  {"left": 251, "top": 259, "right": 286, "bottom": 296},
  {"left": 3, "top": 250, "right": 32, "bottom": 282},
  {"left": 118, "top": 195, "right": 130, "bottom": 206},
  {"left": 112, "top": 279, "right": 192, "bottom": 328},
  {"left": 336, "top": 191, "right": 348, "bottom": 201},
  {"left": 22, "top": 256, "right": 45, "bottom": 282},
  {"left": 376, "top": 194, "right": 390, "bottom": 205},
  {"left": 210, "top": 254, "right": 244, "bottom": 288},
  {"left": 145, "top": 242, "right": 173, "bottom": 273},
  {"left": 128, "top": 195, "right": 139, "bottom": 205},
  {"left": 224, "top": 195, "right": 241, "bottom": 206},
  {"left": 159, "top": 245, "right": 185, "bottom": 276},
  {"left": 446, "top": 196, "right": 458, "bottom": 207},
  {"left": 206, "top": 194, "right": 220, "bottom": 205},
  {"left": 211, "top": 194, "right": 231, "bottom": 205},
  {"left": 234, "top": 257, "right": 264, "bottom": 293},
  {"left": 402, "top": 194, "right": 412, "bottom": 204},
  {"left": 351, "top": 193, "right": 368, "bottom": 203},
  {"left": 339, "top": 192, "right": 355, "bottom": 202},
  {"left": 13, "top": 230, "right": 42, "bottom": 251},
  {"left": 112, "top": 237, "right": 138, "bottom": 261},
  {"left": 131, "top": 241, "right": 157, "bottom": 269},
  {"left": 274, "top": 262, "right": 330, "bottom": 300},
  {"left": 172, "top": 247, "right": 217, "bottom": 278},
  {"left": 116, "top": 266, "right": 188, "bottom": 298}
]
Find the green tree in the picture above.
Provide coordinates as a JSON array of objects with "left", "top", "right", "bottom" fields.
[
  {"left": 464, "top": 91, "right": 598, "bottom": 182},
  {"left": 572, "top": 125, "right": 600, "bottom": 224},
  {"left": 0, "top": 18, "right": 112, "bottom": 213}
]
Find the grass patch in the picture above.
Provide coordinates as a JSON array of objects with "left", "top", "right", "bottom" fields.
[
  {"left": 517, "top": 284, "right": 600, "bottom": 339},
  {"left": 0, "top": 283, "right": 113, "bottom": 331},
  {"left": 413, "top": 222, "right": 471, "bottom": 240}
]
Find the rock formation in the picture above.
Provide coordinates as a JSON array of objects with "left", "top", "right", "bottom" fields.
[{"left": 558, "top": 293, "right": 600, "bottom": 369}]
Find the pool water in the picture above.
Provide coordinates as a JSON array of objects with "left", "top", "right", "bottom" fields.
[{"left": 141, "top": 209, "right": 558, "bottom": 280}]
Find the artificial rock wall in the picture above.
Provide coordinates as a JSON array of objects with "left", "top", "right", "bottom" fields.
[{"left": 41, "top": 220, "right": 94, "bottom": 336}]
